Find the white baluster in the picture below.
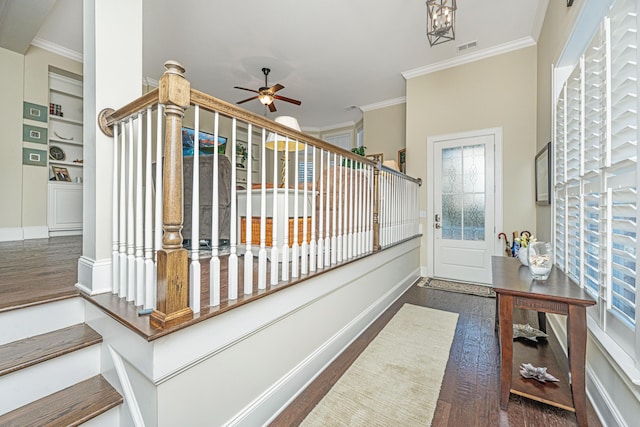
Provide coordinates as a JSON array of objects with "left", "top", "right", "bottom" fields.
[
  {"left": 331, "top": 153, "right": 337, "bottom": 265},
  {"left": 281, "top": 136, "right": 289, "bottom": 281},
  {"left": 153, "top": 105, "right": 163, "bottom": 307},
  {"left": 210, "top": 112, "right": 221, "bottom": 307},
  {"left": 244, "top": 123, "right": 254, "bottom": 295},
  {"left": 324, "top": 150, "right": 331, "bottom": 267},
  {"left": 228, "top": 118, "right": 239, "bottom": 300},
  {"left": 348, "top": 163, "right": 354, "bottom": 258},
  {"left": 126, "top": 118, "right": 135, "bottom": 301},
  {"left": 111, "top": 124, "right": 120, "bottom": 295},
  {"left": 337, "top": 156, "right": 343, "bottom": 263},
  {"left": 189, "top": 106, "right": 201, "bottom": 313},
  {"left": 119, "top": 122, "right": 127, "bottom": 299},
  {"left": 301, "top": 143, "right": 309, "bottom": 274},
  {"left": 144, "top": 109, "right": 155, "bottom": 309},
  {"left": 292, "top": 141, "right": 300, "bottom": 278},
  {"left": 317, "top": 149, "right": 324, "bottom": 269},
  {"left": 309, "top": 147, "right": 317, "bottom": 272},
  {"left": 270, "top": 132, "right": 279, "bottom": 284},
  {"left": 258, "top": 128, "right": 268, "bottom": 289},
  {"left": 135, "top": 113, "right": 144, "bottom": 306}
]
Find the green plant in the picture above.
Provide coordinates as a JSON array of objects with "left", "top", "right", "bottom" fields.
[
  {"left": 236, "top": 144, "right": 248, "bottom": 163},
  {"left": 343, "top": 146, "right": 366, "bottom": 168}
]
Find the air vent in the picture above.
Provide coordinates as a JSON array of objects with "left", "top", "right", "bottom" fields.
[{"left": 457, "top": 40, "right": 478, "bottom": 53}]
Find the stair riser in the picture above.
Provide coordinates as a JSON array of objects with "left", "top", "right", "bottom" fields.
[
  {"left": 78, "top": 406, "right": 121, "bottom": 427},
  {"left": 0, "top": 344, "right": 100, "bottom": 415},
  {"left": 0, "top": 298, "right": 84, "bottom": 345}
]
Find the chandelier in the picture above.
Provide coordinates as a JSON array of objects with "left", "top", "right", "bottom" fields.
[{"left": 426, "top": 0, "right": 457, "bottom": 46}]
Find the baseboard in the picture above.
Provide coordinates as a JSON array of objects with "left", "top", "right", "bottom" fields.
[
  {"left": 77, "top": 256, "right": 113, "bottom": 295},
  {"left": 0, "top": 226, "right": 49, "bottom": 242},
  {"left": 229, "top": 266, "right": 420, "bottom": 427},
  {"left": 49, "top": 229, "right": 83, "bottom": 237}
]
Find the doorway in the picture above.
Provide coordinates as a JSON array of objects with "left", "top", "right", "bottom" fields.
[{"left": 427, "top": 128, "right": 503, "bottom": 285}]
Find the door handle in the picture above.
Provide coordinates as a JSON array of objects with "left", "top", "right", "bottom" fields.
[{"left": 434, "top": 213, "right": 441, "bottom": 229}]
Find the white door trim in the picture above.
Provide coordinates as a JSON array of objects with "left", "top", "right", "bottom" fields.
[{"left": 425, "top": 127, "right": 503, "bottom": 279}]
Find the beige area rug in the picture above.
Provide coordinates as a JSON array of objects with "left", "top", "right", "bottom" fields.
[
  {"left": 417, "top": 277, "right": 496, "bottom": 298},
  {"left": 301, "top": 304, "right": 459, "bottom": 427}
]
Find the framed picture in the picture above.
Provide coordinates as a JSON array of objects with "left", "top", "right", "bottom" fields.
[
  {"left": 398, "top": 149, "right": 406, "bottom": 173},
  {"left": 52, "top": 166, "right": 72, "bottom": 182},
  {"left": 181, "top": 127, "right": 227, "bottom": 156},
  {"left": 535, "top": 142, "right": 551, "bottom": 205},
  {"left": 366, "top": 153, "right": 383, "bottom": 164}
]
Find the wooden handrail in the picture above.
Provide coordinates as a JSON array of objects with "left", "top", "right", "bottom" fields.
[{"left": 98, "top": 89, "right": 160, "bottom": 137}]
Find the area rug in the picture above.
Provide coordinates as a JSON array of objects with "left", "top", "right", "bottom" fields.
[
  {"left": 301, "top": 304, "right": 459, "bottom": 426},
  {"left": 417, "top": 277, "right": 496, "bottom": 298}
]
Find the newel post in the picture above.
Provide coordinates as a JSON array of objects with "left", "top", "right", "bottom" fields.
[
  {"left": 150, "top": 61, "right": 193, "bottom": 329},
  {"left": 373, "top": 166, "right": 381, "bottom": 251}
]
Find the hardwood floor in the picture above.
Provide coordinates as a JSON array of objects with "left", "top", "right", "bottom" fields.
[
  {"left": 271, "top": 285, "right": 602, "bottom": 427},
  {"left": 0, "top": 236, "right": 80, "bottom": 312},
  {"left": 0, "top": 237, "right": 603, "bottom": 425}
]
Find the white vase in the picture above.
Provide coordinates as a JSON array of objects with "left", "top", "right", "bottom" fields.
[
  {"left": 517, "top": 247, "right": 528, "bottom": 266},
  {"left": 528, "top": 242, "right": 553, "bottom": 280}
]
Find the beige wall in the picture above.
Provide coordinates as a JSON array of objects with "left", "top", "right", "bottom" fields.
[
  {"left": 363, "top": 103, "right": 405, "bottom": 166},
  {"left": 535, "top": 0, "right": 582, "bottom": 241},
  {"left": 0, "top": 48, "right": 25, "bottom": 230},
  {"left": 405, "top": 46, "right": 537, "bottom": 269}
]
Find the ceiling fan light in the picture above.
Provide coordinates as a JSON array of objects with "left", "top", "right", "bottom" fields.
[{"left": 259, "top": 94, "right": 273, "bottom": 105}]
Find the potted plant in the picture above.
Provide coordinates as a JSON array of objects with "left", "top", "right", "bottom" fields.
[{"left": 236, "top": 144, "right": 247, "bottom": 168}]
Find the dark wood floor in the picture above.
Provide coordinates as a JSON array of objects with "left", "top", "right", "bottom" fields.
[
  {"left": 0, "top": 237, "right": 603, "bottom": 425},
  {"left": 271, "top": 285, "right": 602, "bottom": 427}
]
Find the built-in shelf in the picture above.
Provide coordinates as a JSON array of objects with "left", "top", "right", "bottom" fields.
[
  {"left": 49, "top": 115, "right": 83, "bottom": 126},
  {"left": 49, "top": 138, "right": 83, "bottom": 146}
]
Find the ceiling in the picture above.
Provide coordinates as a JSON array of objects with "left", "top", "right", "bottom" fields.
[{"left": 3, "top": 0, "right": 547, "bottom": 129}]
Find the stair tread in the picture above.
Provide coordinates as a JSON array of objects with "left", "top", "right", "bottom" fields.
[
  {"left": 0, "top": 375, "right": 122, "bottom": 427},
  {"left": 0, "top": 324, "right": 102, "bottom": 377}
]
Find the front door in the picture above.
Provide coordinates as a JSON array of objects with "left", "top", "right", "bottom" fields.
[{"left": 432, "top": 133, "right": 495, "bottom": 284}]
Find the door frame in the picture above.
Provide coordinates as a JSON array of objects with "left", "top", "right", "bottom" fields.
[{"left": 425, "top": 127, "right": 504, "bottom": 280}]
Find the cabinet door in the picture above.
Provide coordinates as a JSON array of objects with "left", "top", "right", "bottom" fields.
[{"left": 48, "top": 183, "right": 83, "bottom": 232}]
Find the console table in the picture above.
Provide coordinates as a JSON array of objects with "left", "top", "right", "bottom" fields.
[{"left": 492, "top": 256, "right": 596, "bottom": 426}]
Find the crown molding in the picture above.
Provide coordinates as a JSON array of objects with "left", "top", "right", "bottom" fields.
[
  {"left": 302, "top": 120, "right": 357, "bottom": 134},
  {"left": 143, "top": 76, "right": 159, "bottom": 88},
  {"left": 31, "top": 37, "right": 82, "bottom": 63},
  {"left": 359, "top": 97, "right": 406, "bottom": 112},
  {"left": 402, "top": 36, "right": 536, "bottom": 80}
]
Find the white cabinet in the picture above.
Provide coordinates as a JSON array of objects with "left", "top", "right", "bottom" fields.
[
  {"left": 48, "top": 71, "right": 83, "bottom": 235},
  {"left": 48, "top": 182, "right": 83, "bottom": 233}
]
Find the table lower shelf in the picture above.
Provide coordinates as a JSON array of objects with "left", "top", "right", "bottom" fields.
[{"left": 510, "top": 338, "right": 574, "bottom": 412}]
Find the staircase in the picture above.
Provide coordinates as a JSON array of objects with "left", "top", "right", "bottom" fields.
[{"left": 0, "top": 295, "right": 123, "bottom": 426}]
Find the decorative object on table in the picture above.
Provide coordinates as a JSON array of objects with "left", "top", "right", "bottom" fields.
[
  {"left": 266, "top": 116, "right": 304, "bottom": 185},
  {"left": 365, "top": 153, "right": 383, "bottom": 164},
  {"left": 515, "top": 231, "right": 534, "bottom": 266},
  {"left": 49, "top": 145, "right": 66, "bottom": 161},
  {"left": 535, "top": 142, "right": 551, "bottom": 205},
  {"left": 513, "top": 323, "right": 548, "bottom": 342},
  {"left": 528, "top": 241, "right": 553, "bottom": 280},
  {"left": 426, "top": 0, "right": 457, "bottom": 46},
  {"left": 53, "top": 131, "right": 74, "bottom": 141},
  {"left": 236, "top": 142, "right": 248, "bottom": 168},
  {"left": 498, "top": 232, "right": 511, "bottom": 257},
  {"left": 519, "top": 363, "right": 559, "bottom": 383},
  {"left": 51, "top": 166, "right": 72, "bottom": 182},
  {"left": 49, "top": 102, "right": 64, "bottom": 117}
]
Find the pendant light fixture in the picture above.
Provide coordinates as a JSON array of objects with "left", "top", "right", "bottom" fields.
[{"left": 426, "top": 0, "right": 457, "bottom": 46}]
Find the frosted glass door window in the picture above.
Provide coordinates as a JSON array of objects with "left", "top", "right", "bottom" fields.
[{"left": 441, "top": 144, "right": 485, "bottom": 241}]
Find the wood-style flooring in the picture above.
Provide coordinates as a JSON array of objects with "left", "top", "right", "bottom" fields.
[
  {"left": 271, "top": 285, "right": 602, "bottom": 427},
  {"left": 0, "top": 237, "right": 603, "bottom": 425}
]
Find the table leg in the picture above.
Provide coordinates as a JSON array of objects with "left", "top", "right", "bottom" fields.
[
  {"left": 568, "top": 305, "right": 588, "bottom": 427},
  {"left": 499, "top": 294, "right": 514, "bottom": 409},
  {"left": 537, "top": 311, "right": 547, "bottom": 333}
]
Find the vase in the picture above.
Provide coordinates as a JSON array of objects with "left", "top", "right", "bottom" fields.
[
  {"left": 517, "top": 247, "right": 528, "bottom": 266},
  {"left": 528, "top": 242, "right": 552, "bottom": 280}
]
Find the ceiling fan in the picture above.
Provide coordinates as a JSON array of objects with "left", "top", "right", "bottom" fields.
[{"left": 234, "top": 67, "right": 301, "bottom": 112}]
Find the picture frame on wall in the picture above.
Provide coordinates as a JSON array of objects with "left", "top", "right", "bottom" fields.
[
  {"left": 535, "top": 142, "right": 551, "bottom": 205},
  {"left": 398, "top": 149, "right": 406, "bottom": 173}
]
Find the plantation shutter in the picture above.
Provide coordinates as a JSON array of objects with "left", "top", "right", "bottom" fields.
[{"left": 565, "top": 64, "right": 582, "bottom": 283}]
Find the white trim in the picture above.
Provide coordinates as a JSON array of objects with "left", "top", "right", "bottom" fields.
[
  {"left": 77, "top": 256, "right": 113, "bottom": 295},
  {"left": 109, "top": 346, "right": 146, "bottom": 427},
  {"left": 531, "top": 0, "right": 550, "bottom": 43},
  {"left": 231, "top": 267, "right": 419, "bottom": 427},
  {"left": 23, "top": 226, "right": 49, "bottom": 239},
  {"left": 402, "top": 37, "right": 536, "bottom": 80},
  {"left": 0, "top": 227, "right": 24, "bottom": 242},
  {"left": 359, "top": 97, "right": 406, "bottom": 112},
  {"left": 302, "top": 121, "right": 357, "bottom": 134},
  {"left": 31, "top": 37, "right": 83, "bottom": 63},
  {"left": 426, "top": 127, "right": 503, "bottom": 280}
]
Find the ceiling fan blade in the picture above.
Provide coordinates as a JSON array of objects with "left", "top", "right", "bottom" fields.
[
  {"left": 234, "top": 86, "right": 260, "bottom": 94},
  {"left": 268, "top": 102, "right": 277, "bottom": 113},
  {"left": 269, "top": 83, "right": 285, "bottom": 93},
  {"left": 237, "top": 95, "right": 259, "bottom": 104},
  {"left": 274, "top": 95, "right": 302, "bottom": 105}
]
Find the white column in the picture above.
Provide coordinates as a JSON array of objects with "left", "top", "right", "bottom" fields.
[{"left": 79, "top": 0, "right": 143, "bottom": 294}]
